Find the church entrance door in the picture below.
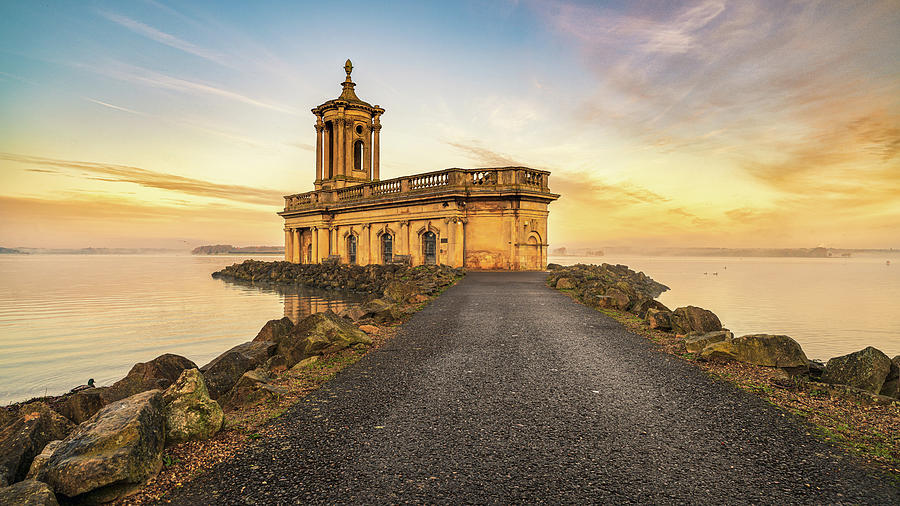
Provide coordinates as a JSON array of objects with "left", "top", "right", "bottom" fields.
[
  {"left": 382, "top": 234, "right": 393, "bottom": 264},
  {"left": 423, "top": 232, "right": 437, "bottom": 265}
]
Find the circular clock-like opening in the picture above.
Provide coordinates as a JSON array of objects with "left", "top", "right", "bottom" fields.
[{"left": 355, "top": 125, "right": 363, "bottom": 135}]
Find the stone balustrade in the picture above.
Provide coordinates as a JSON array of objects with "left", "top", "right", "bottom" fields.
[{"left": 283, "top": 167, "right": 551, "bottom": 211}]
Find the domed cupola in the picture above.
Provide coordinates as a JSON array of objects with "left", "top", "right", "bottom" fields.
[{"left": 311, "top": 60, "right": 385, "bottom": 190}]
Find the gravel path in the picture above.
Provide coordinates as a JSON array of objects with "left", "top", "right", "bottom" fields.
[{"left": 165, "top": 272, "right": 898, "bottom": 504}]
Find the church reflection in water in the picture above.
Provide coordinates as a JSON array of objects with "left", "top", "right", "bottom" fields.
[{"left": 282, "top": 292, "right": 360, "bottom": 323}]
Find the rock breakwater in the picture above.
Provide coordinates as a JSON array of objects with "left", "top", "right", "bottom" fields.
[{"left": 212, "top": 260, "right": 463, "bottom": 296}]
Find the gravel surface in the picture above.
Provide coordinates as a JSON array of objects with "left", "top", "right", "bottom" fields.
[{"left": 164, "top": 272, "right": 898, "bottom": 504}]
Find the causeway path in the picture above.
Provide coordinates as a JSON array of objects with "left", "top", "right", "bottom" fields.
[{"left": 167, "top": 272, "right": 897, "bottom": 504}]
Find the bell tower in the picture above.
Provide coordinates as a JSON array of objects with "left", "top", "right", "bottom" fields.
[{"left": 312, "top": 59, "right": 385, "bottom": 190}]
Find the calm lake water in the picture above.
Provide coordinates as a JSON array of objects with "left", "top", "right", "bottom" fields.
[
  {"left": 2, "top": 254, "right": 898, "bottom": 405},
  {"left": 0, "top": 255, "right": 359, "bottom": 405},
  {"left": 550, "top": 255, "right": 900, "bottom": 361}
]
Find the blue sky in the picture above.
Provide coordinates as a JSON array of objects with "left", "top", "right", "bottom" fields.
[{"left": 1, "top": 1, "right": 898, "bottom": 249}]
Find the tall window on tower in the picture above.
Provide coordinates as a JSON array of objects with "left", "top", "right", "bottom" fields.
[
  {"left": 353, "top": 140, "right": 363, "bottom": 172},
  {"left": 325, "top": 121, "right": 334, "bottom": 178}
]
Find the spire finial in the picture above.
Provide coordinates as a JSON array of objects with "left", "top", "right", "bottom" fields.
[{"left": 344, "top": 59, "right": 353, "bottom": 80}]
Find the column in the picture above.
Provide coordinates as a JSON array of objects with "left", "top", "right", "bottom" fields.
[
  {"left": 336, "top": 116, "right": 345, "bottom": 177},
  {"left": 330, "top": 226, "right": 338, "bottom": 257},
  {"left": 363, "top": 125, "right": 371, "bottom": 179},
  {"left": 315, "top": 119, "right": 323, "bottom": 181},
  {"left": 292, "top": 229, "right": 301, "bottom": 263},
  {"left": 284, "top": 229, "right": 291, "bottom": 261},
  {"left": 372, "top": 121, "right": 381, "bottom": 181},
  {"left": 311, "top": 227, "right": 318, "bottom": 263},
  {"left": 359, "top": 224, "right": 370, "bottom": 265}
]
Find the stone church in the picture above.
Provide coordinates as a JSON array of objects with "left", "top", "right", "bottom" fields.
[{"left": 279, "top": 60, "right": 559, "bottom": 270}]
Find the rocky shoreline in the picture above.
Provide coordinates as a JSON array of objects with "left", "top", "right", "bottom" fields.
[
  {"left": 0, "top": 262, "right": 463, "bottom": 505},
  {"left": 548, "top": 263, "right": 900, "bottom": 473}
]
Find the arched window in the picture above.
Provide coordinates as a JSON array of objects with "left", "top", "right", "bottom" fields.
[
  {"left": 347, "top": 235, "right": 357, "bottom": 264},
  {"left": 353, "top": 140, "right": 363, "bottom": 172},
  {"left": 382, "top": 234, "right": 393, "bottom": 264},
  {"left": 423, "top": 231, "right": 437, "bottom": 265}
]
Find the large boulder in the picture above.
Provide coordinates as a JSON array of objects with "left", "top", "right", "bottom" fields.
[
  {"left": 879, "top": 355, "right": 900, "bottom": 398},
  {"left": 200, "top": 341, "right": 277, "bottom": 399},
  {"left": 0, "top": 479, "right": 58, "bottom": 506},
  {"left": 34, "top": 390, "right": 165, "bottom": 503},
  {"left": 684, "top": 330, "right": 733, "bottom": 354},
  {"left": 699, "top": 334, "right": 809, "bottom": 369},
  {"left": 271, "top": 311, "right": 371, "bottom": 367},
  {"left": 102, "top": 354, "right": 198, "bottom": 403},
  {"left": 253, "top": 317, "right": 294, "bottom": 343},
  {"left": 647, "top": 308, "right": 674, "bottom": 331},
  {"left": 671, "top": 306, "right": 722, "bottom": 334},
  {"left": 0, "top": 403, "right": 74, "bottom": 485},
  {"left": 50, "top": 388, "right": 107, "bottom": 424},
  {"left": 383, "top": 281, "right": 420, "bottom": 304},
  {"left": 358, "top": 298, "right": 410, "bottom": 324},
  {"left": 162, "top": 369, "right": 223, "bottom": 445},
  {"left": 821, "top": 347, "right": 892, "bottom": 394},
  {"left": 555, "top": 277, "right": 575, "bottom": 290},
  {"left": 630, "top": 299, "right": 670, "bottom": 319},
  {"left": 218, "top": 370, "right": 286, "bottom": 411},
  {"left": 603, "top": 287, "right": 631, "bottom": 310},
  {"left": 26, "top": 440, "right": 63, "bottom": 481}
]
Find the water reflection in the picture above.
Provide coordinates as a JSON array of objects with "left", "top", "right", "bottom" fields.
[{"left": 216, "top": 278, "right": 365, "bottom": 323}]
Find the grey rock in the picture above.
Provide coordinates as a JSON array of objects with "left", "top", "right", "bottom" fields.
[
  {"left": 200, "top": 341, "right": 277, "bottom": 400},
  {"left": 102, "top": 354, "right": 197, "bottom": 403},
  {"left": 822, "top": 347, "right": 892, "bottom": 394},
  {"left": 671, "top": 306, "right": 722, "bottom": 334},
  {"left": 0, "top": 403, "right": 74, "bottom": 485},
  {"left": 699, "top": 334, "right": 809, "bottom": 369},
  {"left": 0, "top": 479, "right": 58, "bottom": 506},
  {"left": 35, "top": 390, "right": 165, "bottom": 502},
  {"left": 162, "top": 369, "right": 224, "bottom": 445},
  {"left": 684, "top": 330, "right": 733, "bottom": 354}
]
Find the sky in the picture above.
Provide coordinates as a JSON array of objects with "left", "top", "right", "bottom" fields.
[{"left": 0, "top": 0, "right": 898, "bottom": 250}]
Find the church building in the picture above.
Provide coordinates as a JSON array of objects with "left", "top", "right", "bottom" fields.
[{"left": 279, "top": 60, "right": 559, "bottom": 270}]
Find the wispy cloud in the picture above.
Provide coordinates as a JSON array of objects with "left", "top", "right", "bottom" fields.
[
  {"left": 98, "top": 10, "right": 232, "bottom": 67},
  {"left": 73, "top": 60, "right": 298, "bottom": 115},
  {"left": 1, "top": 152, "right": 285, "bottom": 206}
]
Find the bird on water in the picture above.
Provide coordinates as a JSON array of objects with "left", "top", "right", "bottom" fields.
[{"left": 70, "top": 378, "right": 95, "bottom": 394}]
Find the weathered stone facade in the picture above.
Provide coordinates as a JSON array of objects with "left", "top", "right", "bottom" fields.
[{"left": 279, "top": 60, "right": 559, "bottom": 270}]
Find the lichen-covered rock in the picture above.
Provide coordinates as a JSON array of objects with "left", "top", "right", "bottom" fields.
[
  {"left": 102, "top": 354, "right": 198, "bottom": 403},
  {"left": 266, "top": 311, "right": 370, "bottom": 367},
  {"left": 822, "top": 347, "right": 892, "bottom": 394},
  {"left": 684, "top": 330, "right": 733, "bottom": 354},
  {"left": 671, "top": 306, "right": 722, "bottom": 334},
  {"left": 50, "top": 388, "right": 107, "bottom": 424},
  {"left": 0, "top": 479, "right": 58, "bottom": 506},
  {"left": 0, "top": 402, "right": 74, "bottom": 485},
  {"left": 604, "top": 287, "right": 631, "bottom": 310},
  {"left": 218, "top": 370, "right": 286, "bottom": 411},
  {"left": 253, "top": 317, "right": 294, "bottom": 343},
  {"left": 34, "top": 390, "right": 165, "bottom": 502},
  {"left": 162, "top": 369, "right": 223, "bottom": 445},
  {"left": 383, "top": 281, "right": 420, "bottom": 304},
  {"left": 647, "top": 308, "right": 674, "bottom": 331},
  {"left": 879, "top": 355, "right": 900, "bottom": 398},
  {"left": 630, "top": 299, "right": 670, "bottom": 319},
  {"left": 555, "top": 277, "right": 575, "bottom": 289},
  {"left": 25, "top": 440, "right": 62, "bottom": 481},
  {"left": 200, "top": 341, "right": 277, "bottom": 399},
  {"left": 358, "top": 298, "right": 413, "bottom": 324},
  {"left": 699, "top": 334, "right": 809, "bottom": 369}
]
